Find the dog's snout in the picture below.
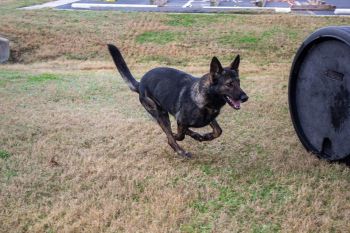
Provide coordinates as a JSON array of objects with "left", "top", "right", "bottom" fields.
[{"left": 240, "top": 93, "right": 249, "bottom": 103}]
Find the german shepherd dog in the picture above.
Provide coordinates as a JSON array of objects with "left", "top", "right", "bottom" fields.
[{"left": 108, "top": 44, "right": 248, "bottom": 158}]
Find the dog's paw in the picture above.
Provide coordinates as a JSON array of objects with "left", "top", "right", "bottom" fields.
[
  {"left": 202, "top": 133, "right": 214, "bottom": 141},
  {"left": 173, "top": 133, "right": 185, "bottom": 141},
  {"left": 178, "top": 150, "right": 192, "bottom": 158},
  {"left": 191, "top": 134, "right": 205, "bottom": 142},
  {"left": 192, "top": 133, "right": 215, "bottom": 142}
]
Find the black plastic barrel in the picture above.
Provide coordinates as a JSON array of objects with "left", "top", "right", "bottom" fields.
[{"left": 289, "top": 26, "right": 350, "bottom": 161}]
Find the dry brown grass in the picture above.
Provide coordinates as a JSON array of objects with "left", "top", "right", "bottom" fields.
[{"left": 1, "top": 2, "right": 350, "bottom": 233}]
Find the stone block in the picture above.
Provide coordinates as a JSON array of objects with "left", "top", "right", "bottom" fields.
[{"left": 0, "top": 37, "right": 10, "bottom": 63}]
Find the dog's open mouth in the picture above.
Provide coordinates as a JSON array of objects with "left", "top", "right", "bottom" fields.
[{"left": 224, "top": 96, "right": 241, "bottom": 110}]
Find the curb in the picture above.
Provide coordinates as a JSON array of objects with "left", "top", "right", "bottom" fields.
[
  {"left": 202, "top": 6, "right": 290, "bottom": 13},
  {"left": 69, "top": 3, "right": 292, "bottom": 13},
  {"left": 71, "top": 3, "right": 157, "bottom": 9},
  {"left": 335, "top": 9, "right": 350, "bottom": 15}
]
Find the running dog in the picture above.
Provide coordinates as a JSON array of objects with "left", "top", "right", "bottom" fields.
[{"left": 108, "top": 44, "right": 248, "bottom": 157}]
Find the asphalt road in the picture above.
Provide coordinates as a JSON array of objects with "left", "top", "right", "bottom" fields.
[{"left": 24, "top": 0, "right": 350, "bottom": 15}]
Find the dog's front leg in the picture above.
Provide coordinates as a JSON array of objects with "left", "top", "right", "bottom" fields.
[
  {"left": 173, "top": 123, "right": 187, "bottom": 141},
  {"left": 202, "top": 120, "right": 222, "bottom": 141},
  {"left": 186, "top": 129, "right": 206, "bottom": 142},
  {"left": 186, "top": 120, "right": 222, "bottom": 142}
]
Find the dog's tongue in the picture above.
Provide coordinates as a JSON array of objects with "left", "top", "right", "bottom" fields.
[
  {"left": 232, "top": 99, "right": 241, "bottom": 109},
  {"left": 226, "top": 96, "right": 241, "bottom": 110}
]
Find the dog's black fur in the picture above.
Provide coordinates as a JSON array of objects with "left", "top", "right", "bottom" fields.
[{"left": 108, "top": 44, "right": 248, "bottom": 157}]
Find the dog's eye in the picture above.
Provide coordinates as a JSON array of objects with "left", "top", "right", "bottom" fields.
[{"left": 226, "top": 82, "right": 234, "bottom": 87}]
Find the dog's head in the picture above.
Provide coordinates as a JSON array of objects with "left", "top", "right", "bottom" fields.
[{"left": 208, "top": 55, "right": 248, "bottom": 110}]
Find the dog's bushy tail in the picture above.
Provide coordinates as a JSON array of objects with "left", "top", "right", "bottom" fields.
[{"left": 108, "top": 44, "right": 139, "bottom": 93}]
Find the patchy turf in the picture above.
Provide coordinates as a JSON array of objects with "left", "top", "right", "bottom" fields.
[
  {"left": 1, "top": 6, "right": 350, "bottom": 64},
  {"left": 1, "top": 2, "right": 350, "bottom": 232},
  {"left": 136, "top": 31, "right": 183, "bottom": 44}
]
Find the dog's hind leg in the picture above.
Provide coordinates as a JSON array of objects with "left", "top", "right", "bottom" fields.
[
  {"left": 186, "top": 120, "right": 222, "bottom": 142},
  {"left": 157, "top": 114, "right": 192, "bottom": 158},
  {"left": 140, "top": 95, "right": 192, "bottom": 158}
]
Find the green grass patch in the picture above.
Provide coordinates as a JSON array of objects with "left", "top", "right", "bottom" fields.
[
  {"left": 136, "top": 31, "right": 181, "bottom": 44},
  {"left": 2, "top": 72, "right": 63, "bottom": 94},
  {"left": 0, "top": 79, "right": 6, "bottom": 87},
  {"left": 239, "top": 35, "right": 258, "bottom": 44},
  {"left": 261, "top": 26, "right": 299, "bottom": 40},
  {"left": 220, "top": 32, "right": 259, "bottom": 46},
  {"left": 166, "top": 14, "right": 236, "bottom": 27},
  {"left": 0, "top": 70, "right": 25, "bottom": 82},
  {"left": 4, "top": 168, "right": 17, "bottom": 181},
  {"left": 218, "top": 186, "right": 245, "bottom": 213},
  {"left": 167, "top": 14, "right": 215, "bottom": 27},
  {"left": 180, "top": 222, "right": 212, "bottom": 233},
  {"left": 28, "top": 73, "right": 59, "bottom": 83},
  {"left": 219, "top": 27, "right": 299, "bottom": 47},
  {"left": 0, "top": 150, "right": 11, "bottom": 159},
  {"left": 166, "top": 14, "right": 198, "bottom": 27},
  {"left": 249, "top": 183, "right": 291, "bottom": 203}
]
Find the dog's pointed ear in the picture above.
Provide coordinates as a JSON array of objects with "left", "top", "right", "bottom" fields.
[
  {"left": 210, "top": 57, "right": 223, "bottom": 83},
  {"left": 230, "top": 55, "right": 240, "bottom": 72}
]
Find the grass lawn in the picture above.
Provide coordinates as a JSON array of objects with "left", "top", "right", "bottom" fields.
[{"left": 1, "top": 1, "right": 350, "bottom": 232}]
